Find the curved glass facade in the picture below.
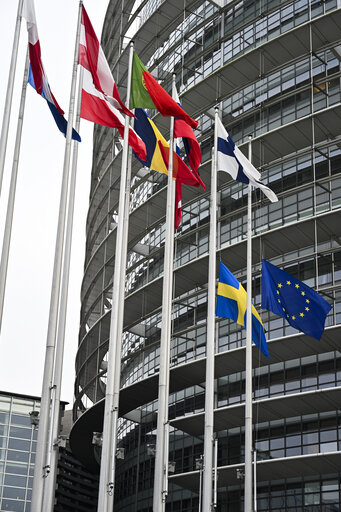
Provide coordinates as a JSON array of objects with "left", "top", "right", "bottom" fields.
[{"left": 72, "top": 0, "right": 341, "bottom": 510}]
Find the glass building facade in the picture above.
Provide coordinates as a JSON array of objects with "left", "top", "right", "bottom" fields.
[
  {"left": 70, "top": 0, "right": 341, "bottom": 510},
  {"left": 0, "top": 391, "right": 40, "bottom": 512}
]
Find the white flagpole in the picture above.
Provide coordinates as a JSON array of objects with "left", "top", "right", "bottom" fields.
[
  {"left": 153, "top": 74, "right": 176, "bottom": 512},
  {"left": 0, "top": 50, "right": 29, "bottom": 334},
  {"left": 0, "top": 0, "right": 24, "bottom": 198},
  {"left": 42, "top": 65, "right": 84, "bottom": 512},
  {"left": 97, "top": 40, "right": 134, "bottom": 512},
  {"left": 202, "top": 107, "right": 218, "bottom": 511},
  {"left": 30, "top": 2, "right": 83, "bottom": 510},
  {"left": 244, "top": 137, "right": 253, "bottom": 512}
]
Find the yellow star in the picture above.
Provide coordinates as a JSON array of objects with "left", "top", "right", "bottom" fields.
[
  {"left": 278, "top": 299, "right": 281, "bottom": 303},
  {"left": 305, "top": 307, "right": 309, "bottom": 312},
  {"left": 282, "top": 307, "right": 286, "bottom": 312},
  {"left": 286, "top": 314, "right": 289, "bottom": 318},
  {"left": 300, "top": 312, "right": 304, "bottom": 317},
  {"left": 295, "top": 284, "right": 299, "bottom": 289},
  {"left": 292, "top": 315, "right": 296, "bottom": 320},
  {"left": 286, "top": 281, "right": 291, "bottom": 285},
  {"left": 306, "top": 299, "right": 310, "bottom": 303},
  {"left": 278, "top": 283, "right": 283, "bottom": 288},
  {"left": 301, "top": 291, "right": 305, "bottom": 296},
  {"left": 276, "top": 290, "right": 280, "bottom": 295}
]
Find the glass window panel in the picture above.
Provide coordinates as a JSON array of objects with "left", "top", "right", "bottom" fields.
[
  {"left": 10, "top": 415, "right": 31, "bottom": 428},
  {"left": 0, "top": 397, "right": 11, "bottom": 412},
  {"left": 0, "top": 412, "right": 10, "bottom": 424},
  {"left": 8, "top": 439, "right": 30, "bottom": 452},
  {"left": 2, "top": 486, "right": 26, "bottom": 500},
  {"left": 12, "top": 400, "right": 34, "bottom": 415},
  {"left": 8, "top": 427, "right": 31, "bottom": 440},
  {"left": 5, "top": 462, "right": 28, "bottom": 475},
  {"left": 4, "top": 474, "right": 27, "bottom": 488},
  {"left": 1, "top": 498, "right": 25, "bottom": 511},
  {"left": 6, "top": 450, "right": 29, "bottom": 463}
]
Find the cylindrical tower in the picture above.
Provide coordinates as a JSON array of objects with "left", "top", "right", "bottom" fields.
[{"left": 70, "top": 1, "right": 341, "bottom": 510}]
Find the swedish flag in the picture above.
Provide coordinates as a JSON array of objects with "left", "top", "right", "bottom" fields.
[
  {"left": 261, "top": 260, "right": 332, "bottom": 340},
  {"left": 216, "top": 262, "right": 268, "bottom": 357}
]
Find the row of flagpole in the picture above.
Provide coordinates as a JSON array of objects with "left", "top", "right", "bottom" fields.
[
  {"left": 0, "top": 0, "right": 289, "bottom": 510},
  {"left": 31, "top": 1, "right": 84, "bottom": 510},
  {"left": 0, "top": 0, "right": 85, "bottom": 509}
]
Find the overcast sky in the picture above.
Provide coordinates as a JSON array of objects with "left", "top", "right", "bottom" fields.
[{"left": 0, "top": 0, "right": 109, "bottom": 406}]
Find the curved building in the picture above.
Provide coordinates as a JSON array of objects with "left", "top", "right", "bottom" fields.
[{"left": 70, "top": 1, "right": 341, "bottom": 510}]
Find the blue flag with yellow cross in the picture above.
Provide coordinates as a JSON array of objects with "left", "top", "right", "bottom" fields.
[
  {"left": 216, "top": 261, "right": 268, "bottom": 358},
  {"left": 261, "top": 259, "right": 332, "bottom": 340}
]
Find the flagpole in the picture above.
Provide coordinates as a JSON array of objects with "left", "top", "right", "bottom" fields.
[
  {"left": 0, "top": 0, "right": 24, "bottom": 198},
  {"left": 0, "top": 50, "right": 29, "bottom": 335},
  {"left": 244, "top": 137, "right": 253, "bottom": 512},
  {"left": 153, "top": 74, "right": 176, "bottom": 512},
  {"left": 42, "top": 65, "right": 84, "bottom": 512},
  {"left": 30, "top": 3, "right": 83, "bottom": 510},
  {"left": 97, "top": 40, "right": 134, "bottom": 512},
  {"left": 202, "top": 108, "right": 218, "bottom": 511}
]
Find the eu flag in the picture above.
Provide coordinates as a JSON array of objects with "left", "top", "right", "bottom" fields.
[
  {"left": 261, "top": 259, "right": 332, "bottom": 340},
  {"left": 216, "top": 262, "right": 268, "bottom": 357}
]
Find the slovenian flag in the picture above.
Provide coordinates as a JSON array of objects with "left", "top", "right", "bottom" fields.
[
  {"left": 22, "top": 0, "right": 80, "bottom": 141},
  {"left": 22, "top": 0, "right": 81, "bottom": 142}
]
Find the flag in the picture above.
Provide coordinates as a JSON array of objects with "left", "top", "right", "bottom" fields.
[
  {"left": 133, "top": 109, "right": 202, "bottom": 187},
  {"left": 216, "top": 261, "right": 268, "bottom": 357},
  {"left": 216, "top": 117, "right": 277, "bottom": 203},
  {"left": 79, "top": 6, "right": 132, "bottom": 117},
  {"left": 175, "top": 181, "right": 182, "bottom": 230},
  {"left": 261, "top": 259, "right": 332, "bottom": 340},
  {"left": 158, "top": 142, "right": 205, "bottom": 188},
  {"left": 130, "top": 52, "right": 198, "bottom": 129},
  {"left": 78, "top": 10, "right": 146, "bottom": 161},
  {"left": 22, "top": 0, "right": 81, "bottom": 141},
  {"left": 173, "top": 87, "right": 201, "bottom": 176}
]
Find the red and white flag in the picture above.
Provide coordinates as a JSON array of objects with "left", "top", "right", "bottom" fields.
[
  {"left": 79, "top": 6, "right": 146, "bottom": 160},
  {"left": 175, "top": 181, "right": 183, "bottom": 230}
]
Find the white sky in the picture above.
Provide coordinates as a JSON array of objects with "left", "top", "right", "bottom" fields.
[{"left": 0, "top": 1, "right": 109, "bottom": 406}]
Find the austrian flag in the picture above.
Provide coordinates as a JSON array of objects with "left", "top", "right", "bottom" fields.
[{"left": 79, "top": 6, "right": 146, "bottom": 161}]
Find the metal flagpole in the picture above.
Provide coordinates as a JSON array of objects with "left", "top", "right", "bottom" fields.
[
  {"left": 213, "top": 437, "right": 218, "bottom": 508},
  {"left": 202, "top": 107, "right": 219, "bottom": 511},
  {"left": 253, "top": 448, "right": 257, "bottom": 511},
  {"left": 30, "top": 2, "right": 83, "bottom": 510},
  {"left": 0, "top": 0, "right": 24, "bottom": 198},
  {"left": 42, "top": 65, "right": 84, "bottom": 512},
  {"left": 153, "top": 74, "right": 176, "bottom": 512},
  {"left": 244, "top": 137, "right": 253, "bottom": 512},
  {"left": 97, "top": 40, "right": 134, "bottom": 512},
  {"left": 0, "top": 50, "right": 29, "bottom": 335}
]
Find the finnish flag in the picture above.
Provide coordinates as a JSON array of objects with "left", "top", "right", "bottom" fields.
[{"left": 216, "top": 117, "right": 278, "bottom": 203}]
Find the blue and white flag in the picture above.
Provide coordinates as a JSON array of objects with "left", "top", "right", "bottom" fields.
[{"left": 216, "top": 117, "right": 277, "bottom": 202}]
